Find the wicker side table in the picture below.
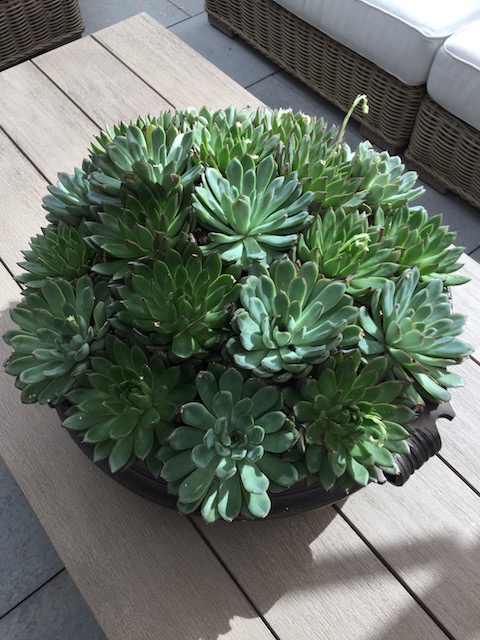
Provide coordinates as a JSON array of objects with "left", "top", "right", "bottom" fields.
[{"left": 0, "top": 0, "right": 84, "bottom": 71}]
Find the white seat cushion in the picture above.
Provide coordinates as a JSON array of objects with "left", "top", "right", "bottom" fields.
[
  {"left": 274, "top": 0, "right": 480, "bottom": 85},
  {"left": 427, "top": 20, "right": 480, "bottom": 130}
]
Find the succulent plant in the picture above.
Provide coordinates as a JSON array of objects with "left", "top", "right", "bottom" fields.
[
  {"left": 227, "top": 257, "right": 361, "bottom": 381},
  {"left": 84, "top": 177, "right": 194, "bottom": 278},
  {"left": 190, "top": 106, "right": 281, "bottom": 173},
  {"left": 15, "top": 222, "right": 94, "bottom": 288},
  {"left": 4, "top": 276, "right": 109, "bottom": 404},
  {"left": 348, "top": 142, "right": 424, "bottom": 211},
  {"left": 159, "top": 366, "right": 299, "bottom": 521},
  {"left": 43, "top": 163, "right": 94, "bottom": 226},
  {"left": 296, "top": 207, "right": 400, "bottom": 297},
  {"left": 112, "top": 244, "right": 240, "bottom": 359},
  {"left": 281, "top": 97, "right": 423, "bottom": 216},
  {"left": 359, "top": 268, "right": 473, "bottom": 405},
  {"left": 288, "top": 352, "right": 415, "bottom": 491},
  {"left": 90, "top": 122, "right": 202, "bottom": 190},
  {"left": 193, "top": 155, "right": 313, "bottom": 264},
  {"left": 63, "top": 335, "right": 196, "bottom": 475},
  {"left": 3, "top": 104, "right": 473, "bottom": 522},
  {"left": 377, "top": 205, "right": 469, "bottom": 286}
]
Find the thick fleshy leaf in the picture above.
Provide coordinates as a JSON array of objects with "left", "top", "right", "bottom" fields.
[
  {"left": 178, "top": 459, "right": 218, "bottom": 504},
  {"left": 109, "top": 433, "right": 135, "bottom": 472},
  {"left": 182, "top": 403, "right": 216, "bottom": 430},
  {"left": 238, "top": 460, "right": 269, "bottom": 493}
]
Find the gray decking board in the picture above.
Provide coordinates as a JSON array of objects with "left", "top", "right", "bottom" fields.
[
  {"left": 0, "top": 458, "right": 63, "bottom": 618},
  {"left": 78, "top": 0, "right": 188, "bottom": 35},
  {"left": 169, "top": 11, "right": 279, "bottom": 88},
  {"left": 0, "top": 570, "right": 107, "bottom": 640}
]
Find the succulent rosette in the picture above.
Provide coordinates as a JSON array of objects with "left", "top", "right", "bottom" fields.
[
  {"left": 192, "top": 155, "right": 314, "bottom": 265},
  {"left": 159, "top": 366, "right": 299, "bottom": 521},
  {"left": 287, "top": 352, "right": 416, "bottom": 491},
  {"left": 63, "top": 335, "right": 196, "bottom": 475},
  {"left": 111, "top": 244, "right": 240, "bottom": 359},
  {"left": 3, "top": 103, "right": 473, "bottom": 522},
  {"left": 4, "top": 276, "right": 109, "bottom": 404},
  {"left": 227, "top": 257, "right": 360, "bottom": 381},
  {"left": 358, "top": 268, "right": 473, "bottom": 406}
]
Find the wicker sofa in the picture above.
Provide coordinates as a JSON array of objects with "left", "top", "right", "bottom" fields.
[
  {"left": 206, "top": 0, "right": 480, "bottom": 208},
  {"left": 405, "top": 21, "right": 480, "bottom": 209},
  {"left": 206, "top": 0, "right": 426, "bottom": 151},
  {"left": 0, "top": 0, "right": 84, "bottom": 71}
]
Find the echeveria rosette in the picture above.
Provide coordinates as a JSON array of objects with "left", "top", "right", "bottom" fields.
[
  {"left": 85, "top": 177, "right": 194, "bottom": 278},
  {"left": 159, "top": 366, "right": 299, "bottom": 522},
  {"left": 89, "top": 123, "right": 202, "bottom": 192},
  {"left": 192, "top": 155, "right": 314, "bottom": 265},
  {"left": 15, "top": 222, "right": 94, "bottom": 288},
  {"left": 289, "top": 352, "right": 415, "bottom": 491},
  {"left": 358, "top": 268, "right": 473, "bottom": 405},
  {"left": 111, "top": 244, "right": 240, "bottom": 359},
  {"left": 227, "top": 257, "right": 361, "bottom": 381},
  {"left": 3, "top": 276, "right": 109, "bottom": 405},
  {"left": 349, "top": 142, "right": 424, "bottom": 211},
  {"left": 275, "top": 111, "right": 339, "bottom": 178},
  {"left": 377, "top": 205, "right": 469, "bottom": 286},
  {"left": 296, "top": 207, "right": 400, "bottom": 297},
  {"left": 63, "top": 335, "right": 196, "bottom": 476},
  {"left": 290, "top": 140, "right": 423, "bottom": 217},
  {"left": 191, "top": 106, "right": 281, "bottom": 173},
  {"left": 43, "top": 162, "right": 94, "bottom": 227}
]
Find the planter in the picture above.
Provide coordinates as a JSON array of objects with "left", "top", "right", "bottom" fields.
[
  {"left": 58, "top": 402, "right": 454, "bottom": 518},
  {"left": 4, "top": 106, "right": 472, "bottom": 523}
]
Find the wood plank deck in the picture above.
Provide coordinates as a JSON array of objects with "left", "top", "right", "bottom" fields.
[{"left": 0, "top": 14, "right": 478, "bottom": 640}]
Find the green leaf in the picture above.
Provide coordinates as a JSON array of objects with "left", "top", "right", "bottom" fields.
[
  {"left": 251, "top": 386, "right": 279, "bottom": 418},
  {"left": 109, "top": 433, "right": 135, "bottom": 472},
  {"left": 238, "top": 460, "right": 269, "bottom": 493},
  {"left": 161, "top": 450, "right": 196, "bottom": 483},
  {"left": 134, "top": 426, "right": 154, "bottom": 460},
  {"left": 93, "top": 439, "right": 115, "bottom": 463},
  {"left": 178, "top": 459, "right": 218, "bottom": 504},
  {"left": 169, "top": 426, "right": 205, "bottom": 450},
  {"left": 217, "top": 473, "right": 242, "bottom": 521},
  {"left": 246, "top": 491, "right": 271, "bottom": 518},
  {"left": 347, "top": 457, "right": 370, "bottom": 486},
  {"left": 182, "top": 402, "right": 216, "bottom": 430},
  {"left": 256, "top": 453, "right": 298, "bottom": 487}
]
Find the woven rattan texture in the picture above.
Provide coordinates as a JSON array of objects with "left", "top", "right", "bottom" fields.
[
  {"left": 205, "top": 0, "right": 425, "bottom": 149},
  {"left": 0, "top": 0, "right": 83, "bottom": 71},
  {"left": 406, "top": 95, "right": 480, "bottom": 209}
]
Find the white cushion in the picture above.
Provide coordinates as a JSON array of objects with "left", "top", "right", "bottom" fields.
[
  {"left": 427, "top": 20, "right": 480, "bottom": 130},
  {"left": 274, "top": 0, "right": 480, "bottom": 85}
]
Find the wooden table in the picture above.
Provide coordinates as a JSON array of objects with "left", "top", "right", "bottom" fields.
[{"left": 0, "top": 13, "right": 479, "bottom": 640}]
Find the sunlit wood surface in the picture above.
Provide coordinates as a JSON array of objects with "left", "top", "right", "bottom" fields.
[{"left": 0, "top": 14, "right": 478, "bottom": 640}]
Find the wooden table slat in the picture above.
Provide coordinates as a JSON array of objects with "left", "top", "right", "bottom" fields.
[
  {"left": 0, "top": 62, "right": 98, "bottom": 183},
  {"left": 198, "top": 507, "right": 449, "bottom": 640},
  {"left": 437, "top": 356, "right": 480, "bottom": 491},
  {"left": 34, "top": 36, "right": 173, "bottom": 128},
  {"left": 94, "top": 13, "right": 265, "bottom": 111},
  {"left": 0, "top": 131, "right": 49, "bottom": 275},
  {"left": 341, "top": 458, "right": 480, "bottom": 639}
]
